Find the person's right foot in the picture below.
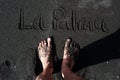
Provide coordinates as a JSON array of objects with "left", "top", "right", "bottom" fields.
[{"left": 61, "top": 39, "right": 80, "bottom": 76}]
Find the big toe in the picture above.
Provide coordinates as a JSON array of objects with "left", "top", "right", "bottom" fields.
[
  {"left": 64, "top": 38, "right": 71, "bottom": 49},
  {"left": 63, "top": 38, "right": 72, "bottom": 58},
  {"left": 47, "top": 37, "right": 52, "bottom": 47}
]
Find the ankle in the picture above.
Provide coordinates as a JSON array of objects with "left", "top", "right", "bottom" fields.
[
  {"left": 61, "top": 68, "right": 72, "bottom": 78},
  {"left": 37, "top": 69, "right": 53, "bottom": 80},
  {"left": 43, "top": 67, "right": 53, "bottom": 74},
  {"left": 61, "top": 67, "right": 72, "bottom": 74}
]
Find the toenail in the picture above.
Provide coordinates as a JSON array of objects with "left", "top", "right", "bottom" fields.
[
  {"left": 47, "top": 38, "right": 51, "bottom": 41},
  {"left": 67, "top": 39, "right": 70, "bottom": 41}
]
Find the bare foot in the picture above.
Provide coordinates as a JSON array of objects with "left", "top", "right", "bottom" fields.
[
  {"left": 61, "top": 38, "right": 80, "bottom": 77},
  {"left": 38, "top": 37, "right": 53, "bottom": 73}
]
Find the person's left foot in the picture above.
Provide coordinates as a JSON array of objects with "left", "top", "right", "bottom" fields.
[
  {"left": 61, "top": 38, "right": 80, "bottom": 76},
  {"left": 38, "top": 37, "right": 53, "bottom": 73}
]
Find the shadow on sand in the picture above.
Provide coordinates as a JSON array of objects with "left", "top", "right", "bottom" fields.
[{"left": 34, "top": 28, "right": 120, "bottom": 75}]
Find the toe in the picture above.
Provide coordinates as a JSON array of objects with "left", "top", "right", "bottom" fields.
[
  {"left": 72, "top": 41, "right": 77, "bottom": 48},
  {"left": 70, "top": 42, "right": 73, "bottom": 48},
  {"left": 41, "top": 41, "right": 44, "bottom": 47},
  {"left": 64, "top": 38, "right": 71, "bottom": 49},
  {"left": 38, "top": 42, "right": 42, "bottom": 50},
  {"left": 63, "top": 38, "right": 72, "bottom": 58},
  {"left": 43, "top": 40, "right": 47, "bottom": 47},
  {"left": 47, "top": 37, "right": 52, "bottom": 47}
]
